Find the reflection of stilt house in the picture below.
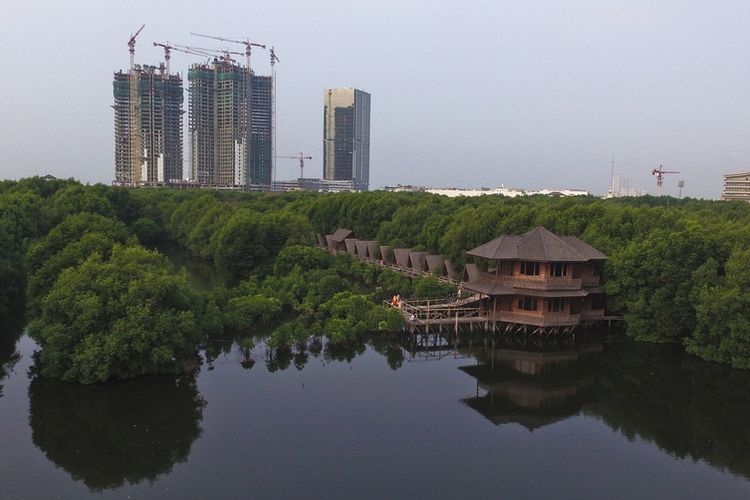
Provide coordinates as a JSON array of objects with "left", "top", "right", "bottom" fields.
[
  {"left": 462, "top": 227, "right": 607, "bottom": 331},
  {"left": 460, "top": 341, "right": 602, "bottom": 431}
]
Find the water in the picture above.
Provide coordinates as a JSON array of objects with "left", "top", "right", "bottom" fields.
[{"left": 1, "top": 326, "right": 750, "bottom": 499}]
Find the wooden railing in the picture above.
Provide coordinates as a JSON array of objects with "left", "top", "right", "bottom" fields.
[
  {"left": 580, "top": 275, "right": 601, "bottom": 287},
  {"left": 501, "top": 275, "right": 582, "bottom": 291}
]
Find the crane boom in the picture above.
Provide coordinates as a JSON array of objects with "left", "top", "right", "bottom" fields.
[
  {"left": 277, "top": 153, "right": 312, "bottom": 179},
  {"left": 128, "top": 24, "right": 146, "bottom": 69},
  {"left": 190, "top": 32, "right": 266, "bottom": 70}
]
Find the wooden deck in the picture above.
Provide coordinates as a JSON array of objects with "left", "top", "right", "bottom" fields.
[{"left": 390, "top": 296, "right": 585, "bottom": 336}]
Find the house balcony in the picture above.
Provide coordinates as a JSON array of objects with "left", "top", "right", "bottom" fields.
[
  {"left": 501, "top": 275, "right": 582, "bottom": 291},
  {"left": 580, "top": 275, "right": 601, "bottom": 287}
]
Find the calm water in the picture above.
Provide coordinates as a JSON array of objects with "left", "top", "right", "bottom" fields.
[{"left": 2, "top": 321, "right": 750, "bottom": 499}]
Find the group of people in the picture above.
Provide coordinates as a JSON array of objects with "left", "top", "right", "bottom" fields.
[{"left": 390, "top": 294, "right": 402, "bottom": 307}]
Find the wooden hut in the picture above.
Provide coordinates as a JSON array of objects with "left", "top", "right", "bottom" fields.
[
  {"left": 366, "top": 241, "right": 381, "bottom": 261},
  {"left": 408, "top": 251, "right": 429, "bottom": 273},
  {"left": 326, "top": 228, "right": 353, "bottom": 253},
  {"left": 345, "top": 238, "right": 359, "bottom": 255},
  {"left": 462, "top": 226, "right": 607, "bottom": 329},
  {"left": 380, "top": 246, "right": 395, "bottom": 265},
  {"left": 425, "top": 255, "right": 447, "bottom": 276},
  {"left": 394, "top": 248, "right": 411, "bottom": 268},
  {"left": 355, "top": 240, "right": 369, "bottom": 259}
]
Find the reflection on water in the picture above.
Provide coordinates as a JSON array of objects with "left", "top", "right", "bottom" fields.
[
  {"left": 0, "top": 307, "right": 25, "bottom": 398},
  {"left": 584, "top": 341, "right": 750, "bottom": 480},
  {"left": 459, "top": 337, "right": 602, "bottom": 431},
  {"left": 2, "top": 327, "right": 750, "bottom": 495},
  {"left": 28, "top": 373, "right": 205, "bottom": 491},
  {"left": 456, "top": 334, "right": 750, "bottom": 479}
]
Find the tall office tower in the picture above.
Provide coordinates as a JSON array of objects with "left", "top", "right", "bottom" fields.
[
  {"left": 188, "top": 60, "right": 273, "bottom": 187},
  {"left": 323, "top": 88, "right": 371, "bottom": 190},
  {"left": 113, "top": 65, "right": 184, "bottom": 185}
]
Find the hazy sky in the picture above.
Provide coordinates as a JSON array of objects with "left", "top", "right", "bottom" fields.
[{"left": 1, "top": 0, "right": 749, "bottom": 198}]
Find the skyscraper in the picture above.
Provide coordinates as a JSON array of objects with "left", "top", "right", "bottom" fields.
[
  {"left": 113, "top": 64, "right": 183, "bottom": 185},
  {"left": 188, "top": 59, "right": 272, "bottom": 187},
  {"left": 323, "top": 88, "right": 371, "bottom": 190}
]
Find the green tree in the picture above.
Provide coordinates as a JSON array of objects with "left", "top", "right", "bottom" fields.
[
  {"left": 687, "top": 248, "right": 750, "bottom": 368},
  {"left": 29, "top": 245, "right": 202, "bottom": 384}
]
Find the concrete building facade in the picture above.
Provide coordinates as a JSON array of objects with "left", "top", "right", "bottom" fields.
[
  {"left": 722, "top": 171, "right": 750, "bottom": 201},
  {"left": 113, "top": 65, "right": 183, "bottom": 185},
  {"left": 188, "top": 60, "right": 273, "bottom": 187},
  {"left": 323, "top": 88, "right": 370, "bottom": 190}
]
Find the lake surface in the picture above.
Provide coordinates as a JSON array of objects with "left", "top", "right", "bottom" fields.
[{"left": 2, "top": 321, "right": 750, "bottom": 499}]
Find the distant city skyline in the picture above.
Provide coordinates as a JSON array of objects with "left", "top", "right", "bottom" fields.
[{"left": 2, "top": 0, "right": 750, "bottom": 198}]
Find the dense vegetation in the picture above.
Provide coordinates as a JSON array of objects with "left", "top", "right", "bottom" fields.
[{"left": 2, "top": 176, "right": 750, "bottom": 382}]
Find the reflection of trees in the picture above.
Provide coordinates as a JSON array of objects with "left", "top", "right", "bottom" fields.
[
  {"left": 583, "top": 342, "right": 750, "bottom": 479},
  {"left": 461, "top": 335, "right": 750, "bottom": 479},
  {"left": 29, "top": 373, "right": 205, "bottom": 491},
  {"left": 369, "top": 335, "right": 405, "bottom": 370},
  {"left": 0, "top": 307, "right": 25, "bottom": 398}
]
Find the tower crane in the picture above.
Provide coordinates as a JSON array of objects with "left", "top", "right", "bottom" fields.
[
  {"left": 277, "top": 153, "right": 313, "bottom": 179},
  {"left": 152, "top": 42, "right": 172, "bottom": 74},
  {"left": 651, "top": 164, "right": 680, "bottom": 196},
  {"left": 128, "top": 24, "right": 146, "bottom": 69},
  {"left": 270, "top": 47, "right": 279, "bottom": 183},
  {"left": 173, "top": 44, "right": 244, "bottom": 64},
  {"left": 190, "top": 32, "right": 266, "bottom": 71}
]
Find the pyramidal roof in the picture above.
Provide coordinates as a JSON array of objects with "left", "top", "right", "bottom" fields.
[{"left": 466, "top": 226, "right": 607, "bottom": 262}]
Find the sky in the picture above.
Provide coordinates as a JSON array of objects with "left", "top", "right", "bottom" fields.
[{"left": 1, "top": 0, "right": 749, "bottom": 198}]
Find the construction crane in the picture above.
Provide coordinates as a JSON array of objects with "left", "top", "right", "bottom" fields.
[
  {"left": 270, "top": 47, "right": 279, "bottom": 183},
  {"left": 152, "top": 42, "right": 172, "bottom": 74},
  {"left": 154, "top": 43, "right": 217, "bottom": 67},
  {"left": 173, "top": 44, "right": 244, "bottom": 64},
  {"left": 277, "top": 153, "right": 313, "bottom": 179},
  {"left": 128, "top": 24, "right": 146, "bottom": 69},
  {"left": 652, "top": 164, "right": 680, "bottom": 196},
  {"left": 190, "top": 32, "right": 266, "bottom": 71}
]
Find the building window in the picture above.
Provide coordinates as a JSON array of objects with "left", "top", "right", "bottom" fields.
[
  {"left": 518, "top": 297, "right": 538, "bottom": 311},
  {"left": 550, "top": 262, "right": 567, "bottom": 277},
  {"left": 520, "top": 261, "right": 540, "bottom": 276},
  {"left": 547, "top": 298, "right": 564, "bottom": 312}
]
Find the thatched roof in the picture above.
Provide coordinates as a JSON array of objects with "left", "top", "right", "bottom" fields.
[
  {"left": 426, "top": 255, "right": 446, "bottom": 275},
  {"left": 467, "top": 226, "right": 607, "bottom": 262},
  {"left": 329, "top": 228, "right": 354, "bottom": 243},
  {"left": 394, "top": 248, "right": 411, "bottom": 267},
  {"left": 408, "top": 251, "right": 429, "bottom": 272},
  {"left": 366, "top": 241, "right": 381, "bottom": 260}
]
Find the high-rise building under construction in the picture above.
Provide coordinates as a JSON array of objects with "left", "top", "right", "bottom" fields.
[
  {"left": 113, "top": 65, "right": 183, "bottom": 185},
  {"left": 188, "top": 59, "right": 272, "bottom": 187},
  {"left": 323, "top": 88, "right": 371, "bottom": 191}
]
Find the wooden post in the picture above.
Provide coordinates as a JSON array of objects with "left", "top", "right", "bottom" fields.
[{"left": 426, "top": 300, "right": 430, "bottom": 334}]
